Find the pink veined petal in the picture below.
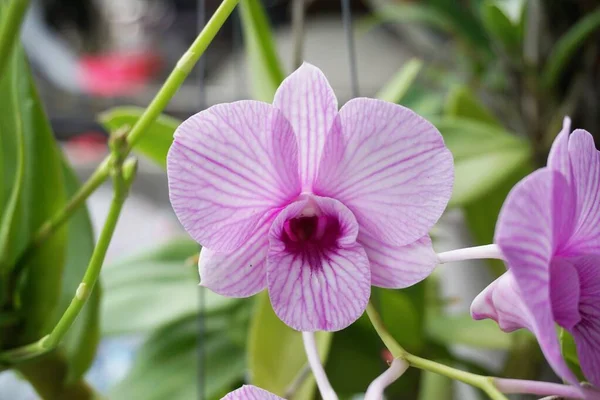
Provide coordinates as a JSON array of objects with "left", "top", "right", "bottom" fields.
[
  {"left": 565, "top": 129, "right": 600, "bottom": 254},
  {"left": 549, "top": 258, "right": 581, "bottom": 331},
  {"left": 221, "top": 385, "right": 284, "bottom": 400},
  {"left": 471, "top": 270, "right": 535, "bottom": 332},
  {"left": 267, "top": 197, "right": 371, "bottom": 332},
  {"left": 495, "top": 168, "right": 578, "bottom": 384},
  {"left": 314, "top": 98, "right": 454, "bottom": 247},
  {"left": 571, "top": 255, "right": 600, "bottom": 387},
  {"left": 199, "top": 219, "right": 272, "bottom": 297},
  {"left": 361, "top": 233, "right": 437, "bottom": 289},
  {"left": 273, "top": 63, "right": 338, "bottom": 191},
  {"left": 547, "top": 116, "right": 572, "bottom": 180},
  {"left": 167, "top": 100, "right": 301, "bottom": 253}
]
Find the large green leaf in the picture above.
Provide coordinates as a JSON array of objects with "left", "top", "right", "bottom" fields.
[
  {"left": 543, "top": 8, "right": 600, "bottom": 88},
  {"left": 239, "top": 0, "right": 285, "bottom": 102},
  {"left": 0, "top": 43, "right": 67, "bottom": 345},
  {"left": 376, "top": 59, "right": 423, "bottom": 104},
  {"left": 101, "top": 238, "right": 237, "bottom": 335},
  {"left": 426, "top": 314, "right": 512, "bottom": 350},
  {"left": 432, "top": 117, "right": 531, "bottom": 206},
  {"left": 99, "top": 107, "right": 180, "bottom": 169},
  {"left": 55, "top": 160, "right": 101, "bottom": 383},
  {"left": 248, "top": 292, "right": 332, "bottom": 399},
  {"left": 444, "top": 86, "right": 501, "bottom": 127},
  {"left": 111, "top": 313, "right": 248, "bottom": 400}
]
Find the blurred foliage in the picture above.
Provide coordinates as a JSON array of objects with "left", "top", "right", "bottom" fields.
[{"left": 2, "top": 0, "right": 598, "bottom": 398}]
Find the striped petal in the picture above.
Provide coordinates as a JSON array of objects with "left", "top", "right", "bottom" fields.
[
  {"left": 199, "top": 219, "right": 272, "bottom": 297},
  {"left": 550, "top": 258, "right": 581, "bottom": 331},
  {"left": 273, "top": 63, "right": 338, "bottom": 191},
  {"left": 567, "top": 130, "right": 600, "bottom": 253},
  {"left": 547, "top": 116, "right": 572, "bottom": 180},
  {"left": 314, "top": 98, "right": 453, "bottom": 247},
  {"left": 167, "top": 100, "right": 301, "bottom": 252},
  {"left": 495, "top": 168, "right": 577, "bottom": 384},
  {"left": 361, "top": 234, "right": 437, "bottom": 289},
  {"left": 222, "top": 385, "right": 284, "bottom": 400},
  {"left": 571, "top": 255, "right": 600, "bottom": 387},
  {"left": 267, "top": 196, "right": 370, "bottom": 332},
  {"left": 471, "top": 270, "right": 535, "bottom": 332}
]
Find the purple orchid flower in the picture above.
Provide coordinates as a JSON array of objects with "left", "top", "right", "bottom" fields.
[
  {"left": 167, "top": 63, "right": 454, "bottom": 331},
  {"left": 471, "top": 117, "right": 600, "bottom": 387},
  {"left": 222, "top": 385, "right": 284, "bottom": 400}
]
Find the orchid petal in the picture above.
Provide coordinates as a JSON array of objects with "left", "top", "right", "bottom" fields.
[
  {"left": 273, "top": 63, "right": 338, "bottom": 190},
  {"left": 362, "top": 234, "right": 436, "bottom": 289},
  {"left": 167, "top": 100, "right": 301, "bottom": 252},
  {"left": 315, "top": 98, "right": 453, "bottom": 246},
  {"left": 572, "top": 255, "right": 600, "bottom": 387},
  {"left": 550, "top": 258, "right": 581, "bottom": 331},
  {"left": 267, "top": 197, "right": 370, "bottom": 331},
  {"left": 199, "top": 220, "right": 272, "bottom": 297},
  {"left": 547, "top": 116, "right": 572, "bottom": 179},
  {"left": 495, "top": 168, "right": 578, "bottom": 384},
  {"left": 222, "top": 385, "right": 284, "bottom": 400},
  {"left": 567, "top": 129, "right": 600, "bottom": 253},
  {"left": 471, "top": 270, "right": 535, "bottom": 332}
]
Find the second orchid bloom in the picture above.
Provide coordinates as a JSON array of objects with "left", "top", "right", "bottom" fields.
[{"left": 167, "top": 63, "right": 454, "bottom": 331}]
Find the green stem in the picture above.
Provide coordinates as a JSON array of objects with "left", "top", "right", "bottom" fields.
[
  {"left": 0, "top": 0, "right": 31, "bottom": 78},
  {"left": 0, "top": 159, "right": 137, "bottom": 363},
  {"left": 10, "top": 0, "right": 239, "bottom": 275},
  {"left": 365, "top": 303, "right": 508, "bottom": 400},
  {"left": 125, "top": 0, "right": 239, "bottom": 147}
]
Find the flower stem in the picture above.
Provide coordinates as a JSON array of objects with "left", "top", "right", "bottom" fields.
[
  {"left": 0, "top": 158, "right": 137, "bottom": 363},
  {"left": 494, "top": 378, "right": 588, "bottom": 399},
  {"left": 10, "top": 0, "right": 239, "bottom": 276},
  {"left": 364, "top": 358, "right": 409, "bottom": 400},
  {"left": 302, "top": 332, "right": 338, "bottom": 400},
  {"left": 0, "top": 0, "right": 31, "bottom": 77},
  {"left": 436, "top": 244, "right": 503, "bottom": 264},
  {"left": 365, "top": 303, "right": 508, "bottom": 400}
]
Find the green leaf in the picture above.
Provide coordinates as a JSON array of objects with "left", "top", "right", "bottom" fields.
[
  {"left": 432, "top": 118, "right": 531, "bottom": 206},
  {"left": 426, "top": 314, "right": 512, "bottom": 350},
  {"left": 56, "top": 160, "right": 101, "bottom": 383},
  {"left": 480, "top": 1, "right": 521, "bottom": 55},
  {"left": 376, "top": 59, "right": 423, "bottom": 104},
  {"left": 248, "top": 292, "right": 332, "bottom": 399},
  {"left": 101, "top": 238, "right": 236, "bottom": 334},
  {"left": 0, "top": 43, "right": 67, "bottom": 345},
  {"left": 239, "top": 0, "right": 285, "bottom": 102},
  {"left": 560, "top": 328, "right": 587, "bottom": 382},
  {"left": 111, "top": 314, "right": 248, "bottom": 400},
  {"left": 543, "top": 8, "right": 600, "bottom": 88},
  {"left": 445, "top": 86, "right": 501, "bottom": 127},
  {"left": 376, "top": 285, "right": 425, "bottom": 354},
  {"left": 99, "top": 106, "right": 180, "bottom": 168}
]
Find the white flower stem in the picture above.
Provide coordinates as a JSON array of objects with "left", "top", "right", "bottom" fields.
[
  {"left": 364, "top": 358, "right": 410, "bottom": 400},
  {"left": 436, "top": 244, "right": 503, "bottom": 264},
  {"left": 302, "top": 332, "right": 338, "bottom": 400},
  {"left": 494, "top": 378, "right": 590, "bottom": 399}
]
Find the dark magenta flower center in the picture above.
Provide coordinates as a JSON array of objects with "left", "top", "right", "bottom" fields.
[{"left": 283, "top": 215, "right": 340, "bottom": 251}]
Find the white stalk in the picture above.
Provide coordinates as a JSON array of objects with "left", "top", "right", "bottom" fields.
[
  {"left": 436, "top": 244, "right": 503, "bottom": 264},
  {"left": 364, "top": 358, "right": 410, "bottom": 400},
  {"left": 302, "top": 332, "right": 338, "bottom": 400}
]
